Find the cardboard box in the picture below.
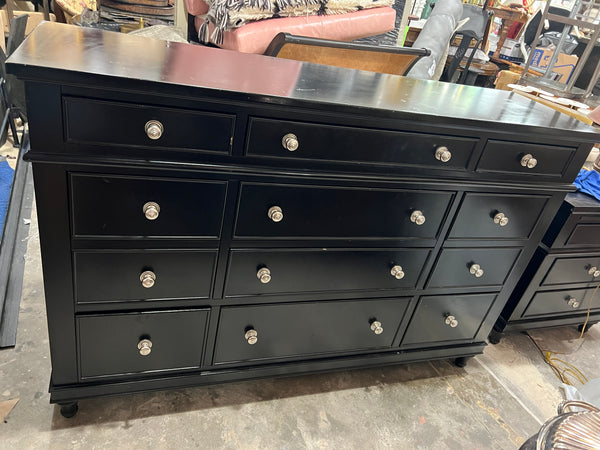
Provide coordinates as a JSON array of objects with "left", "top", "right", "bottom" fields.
[
  {"left": 530, "top": 48, "right": 578, "bottom": 84},
  {"left": 494, "top": 70, "right": 521, "bottom": 90}
]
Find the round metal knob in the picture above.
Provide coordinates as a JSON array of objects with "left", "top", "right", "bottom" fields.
[
  {"left": 445, "top": 315, "right": 458, "bottom": 328},
  {"left": 567, "top": 297, "right": 580, "bottom": 308},
  {"left": 282, "top": 133, "right": 299, "bottom": 152},
  {"left": 145, "top": 120, "right": 164, "bottom": 140},
  {"left": 390, "top": 265, "right": 405, "bottom": 280},
  {"left": 137, "top": 338, "right": 152, "bottom": 356},
  {"left": 140, "top": 270, "right": 156, "bottom": 288},
  {"left": 469, "top": 263, "right": 484, "bottom": 278},
  {"left": 520, "top": 154, "right": 538, "bottom": 169},
  {"left": 268, "top": 206, "right": 283, "bottom": 223},
  {"left": 435, "top": 146, "right": 452, "bottom": 163},
  {"left": 370, "top": 321, "right": 383, "bottom": 335},
  {"left": 588, "top": 267, "right": 600, "bottom": 278},
  {"left": 410, "top": 210, "right": 426, "bottom": 225},
  {"left": 143, "top": 202, "right": 160, "bottom": 220},
  {"left": 245, "top": 329, "right": 258, "bottom": 345},
  {"left": 257, "top": 267, "right": 271, "bottom": 284},
  {"left": 493, "top": 212, "right": 509, "bottom": 227}
]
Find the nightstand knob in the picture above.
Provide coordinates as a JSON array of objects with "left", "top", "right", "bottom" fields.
[
  {"left": 145, "top": 120, "right": 164, "bottom": 140},
  {"left": 445, "top": 315, "right": 458, "bottom": 328},
  {"left": 140, "top": 270, "right": 156, "bottom": 288},
  {"left": 588, "top": 267, "right": 600, "bottom": 277},
  {"left": 137, "top": 338, "right": 152, "bottom": 356},
  {"left": 493, "top": 212, "right": 509, "bottom": 226},
  {"left": 257, "top": 267, "right": 271, "bottom": 284},
  {"left": 370, "top": 320, "right": 383, "bottom": 335},
  {"left": 245, "top": 329, "right": 258, "bottom": 345},
  {"left": 268, "top": 206, "right": 283, "bottom": 222},
  {"left": 410, "top": 210, "right": 426, "bottom": 225},
  {"left": 143, "top": 202, "right": 160, "bottom": 220},
  {"left": 282, "top": 133, "right": 299, "bottom": 151},
  {"left": 521, "top": 154, "right": 537, "bottom": 169},
  {"left": 469, "top": 263, "right": 484, "bottom": 278},
  {"left": 567, "top": 297, "right": 580, "bottom": 308},
  {"left": 390, "top": 265, "right": 405, "bottom": 279},
  {"left": 435, "top": 146, "right": 452, "bottom": 162}
]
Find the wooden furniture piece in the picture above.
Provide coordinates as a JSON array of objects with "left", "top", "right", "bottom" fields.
[
  {"left": 264, "top": 33, "right": 430, "bottom": 77},
  {"left": 7, "top": 22, "right": 599, "bottom": 418},
  {"left": 488, "top": 6, "right": 529, "bottom": 64}
]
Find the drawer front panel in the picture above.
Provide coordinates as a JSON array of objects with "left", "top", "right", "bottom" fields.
[
  {"left": 78, "top": 309, "right": 209, "bottom": 378},
  {"left": 214, "top": 298, "right": 410, "bottom": 364},
  {"left": 542, "top": 256, "right": 600, "bottom": 286},
  {"left": 449, "top": 193, "right": 548, "bottom": 239},
  {"left": 476, "top": 140, "right": 575, "bottom": 177},
  {"left": 566, "top": 223, "right": 600, "bottom": 247},
  {"left": 74, "top": 250, "right": 217, "bottom": 303},
  {"left": 523, "top": 289, "right": 599, "bottom": 318},
  {"left": 235, "top": 183, "right": 454, "bottom": 239},
  {"left": 71, "top": 174, "right": 227, "bottom": 238},
  {"left": 246, "top": 118, "right": 478, "bottom": 170},
  {"left": 427, "top": 247, "right": 521, "bottom": 288},
  {"left": 64, "top": 97, "right": 234, "bottom": 153},
  {"left": 225, "top": 248, "right": 430, "bottom": 296},
  {"left": 402, "top": 293, "right": 496, "bottom": 345}
]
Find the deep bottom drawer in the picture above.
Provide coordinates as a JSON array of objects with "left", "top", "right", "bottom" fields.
[
  {"left": 523, "top": 288, "right": 600, "bottom": 318},
  {"left": 78, "top": 309, "right": 209, "bottom": 378},
  {"left": 213, "top": 298, "right": 410, "bottom": 364}
]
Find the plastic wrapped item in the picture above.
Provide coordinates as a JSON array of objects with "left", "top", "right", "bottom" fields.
[{"left": 560, "top": 377, "right": 600, "bottom": 409}]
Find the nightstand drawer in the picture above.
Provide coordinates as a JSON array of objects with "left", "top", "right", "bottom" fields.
[
  {"left": 78, "top": 309, "right": 209, "bottom": 379},
  {"left": 70, "top": 174, "right": 227, "bottom": 238},
  {"left": 246, "top": 117, "right": 477, "bottom": 170},
  {"left": 64, "top": 96, "right": 234, "bottom": 153},
  {"left": 541, "top": 255, "right": 600, "bottom": 286},
  {"left": 224, "top": 248, "right": 430, "bottom": 297},
  {"left": 74, "top": 250, "right": 217, "bottom": 304},
  {"left": 213, "top": 298, "right": 410, "bottom": 364},
  {"left": 427, "top": 247, "right": 521, "bottom": 288},
  {"left": 523, "top": 288, "right": 600, "bottom": 318},
  {"left": 449, "top": 193, "right": 548, "bottom": 239},
  {"left": 235, "top": 183, "right": 454, "bottom": 239},
  {"left": 402, "top": 293, "right": 496, "bottom": 345}
]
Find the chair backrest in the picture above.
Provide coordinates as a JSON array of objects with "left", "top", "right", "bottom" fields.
[{"left": 265, "top": 33, "right": 431, "bottom": 77}]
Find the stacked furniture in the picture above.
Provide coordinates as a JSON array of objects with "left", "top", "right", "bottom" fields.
[{"left": 7, "top": 22, "right": 599, "bottom": 418}]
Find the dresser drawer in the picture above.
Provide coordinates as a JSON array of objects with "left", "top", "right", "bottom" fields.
[
  {"left": 541, "top": 256, "right": 600, "bottom": 286},
  {"left": 235, "top": 183, "right": 454, "bottom": 239},
  {"left": 523, "top": 288, "right": 600, "bottom": 318},
  {"left": 71, "top": 174, "right": 227, "bottom": 238},
  {"left": 565, "top": 223, "right": 600, "bottom": 247},
  {"left": 78, "top": 309, "right": 209, "bottom": 379},
  {"left": 74, "top": 250, "right": 217, "bottom": 304},
  {"left": 64, "top": 97, "right": 234, "bottom": 153},
  {"left": 402, "top": 294, "right": 495, "bottom": 345},
  {"left": 224, "top": 248, "right": 430, "bottom": 296},
  {"left": 427, "top": 247, "right": 521, "bottom": 288},
  {"left": 246, "top": 117, "right": 478, "bottom": 170},
  {"left": 213, "top": 298, "right": 410, "bottom": 364},
  {"left": 476, "top": 140, "right": 575, "bottom": 178},
  {"left": 449, "top": 193, "right": 548, "bottom": 239}
]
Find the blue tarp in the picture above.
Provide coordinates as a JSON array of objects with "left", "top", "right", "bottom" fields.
[
  {"left": 574, "top": 169, "right": 600, "bottom": 202},
  {"left": 0, "top": 159, "right": 14, "bottom": 235}
]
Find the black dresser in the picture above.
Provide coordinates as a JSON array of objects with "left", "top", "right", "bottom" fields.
[{"left": 7, "top": 23, "right": 600, "bottom": 418}]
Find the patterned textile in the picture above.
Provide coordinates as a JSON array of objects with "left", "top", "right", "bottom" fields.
[{"left": 56, "top": 0, "right": 97, "bottom": 16}]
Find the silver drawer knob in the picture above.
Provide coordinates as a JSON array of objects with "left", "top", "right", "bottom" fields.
[
  {"left": 435, "top": 146, "right": 452, "bottom": 163},
  {"left": 567, "top": 297, "right": 580, "bottom": 308},
  {"left": 521, "top": 154, "right": 537, "bottom": 169},
  {"left": 245, "top": 329, "right": 258, "bottom": 345},
  {"left": 445, "top": 315, "right": 458, "bottom": 328},
  {"left": 493, "top": 212, "right": 509, "bottom": 227},
  {"left": 282, "top": 133, "right": 299, "bottom": 151},
  {"left": 140, "top": 270, "right": 156, "bottom": 288},
  {"left": 588, "top": 266, "right": 600, "bottom": 277},
  {"left": 268, "top": 206, "right": 283, "bottom": 223},
  {"left": 257, "top": 267, "right": 271, "bottom": 284},
  {"left": 143, "top": 202, "right": 160, "bottom": 220},
  {"left": 410, "top": 210, "right": 426, "bottom": 225},
  {"left": 137, "top": 338, "right": 152, "bottom": 356},
  {"left": 469, "top": 263, "right": 484, "bottom": 278},
  {"left": 145, "top": 120, "right": 164, "bottom": 140},
  {"left": 370, "top": 320, "right": 383, "bottom": 335},
  {"left": 390, "top": 265, "right": 405, "bottom": 279}
]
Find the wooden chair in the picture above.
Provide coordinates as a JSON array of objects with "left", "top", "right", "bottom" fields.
[{"left": 264, "top": 33, "right": 430, "bottom": 77}]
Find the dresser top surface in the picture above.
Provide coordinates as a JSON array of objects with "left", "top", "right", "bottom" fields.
[{"left": 7, "top": 22, "right": 599, "bottom": 138}]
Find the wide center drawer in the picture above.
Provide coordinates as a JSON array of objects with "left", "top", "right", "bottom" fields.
[
  {"left": 235, "top": 183, "right": 454, "bottom": 239},
  {"left": 224, "top": 248, "right": 430, "bottom": 296},
  {"left": 541, "top": 255, "right": 600, "bottom": 286},
  {"left": 213, "top": 298, "right": 410, "bottom": 364},
  {"left": 70, "top": 174, "right": 227, "bottom": 238},
  {"left": 523, "top": 288, "right": 600, "bottom": 318}
]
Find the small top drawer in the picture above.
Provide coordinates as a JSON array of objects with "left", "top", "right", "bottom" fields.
[
  {"left": 63, "top": 97, "right": 234, "bottom": 153},
  {"left": 476, "top": 140, "right": 576, "bottom": 178},
  {"left": 541, "top": 255, "right": 600, "bottom": 286},
  {"left": 246, "top": 117, "right": 478, "bottom": 170}
]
